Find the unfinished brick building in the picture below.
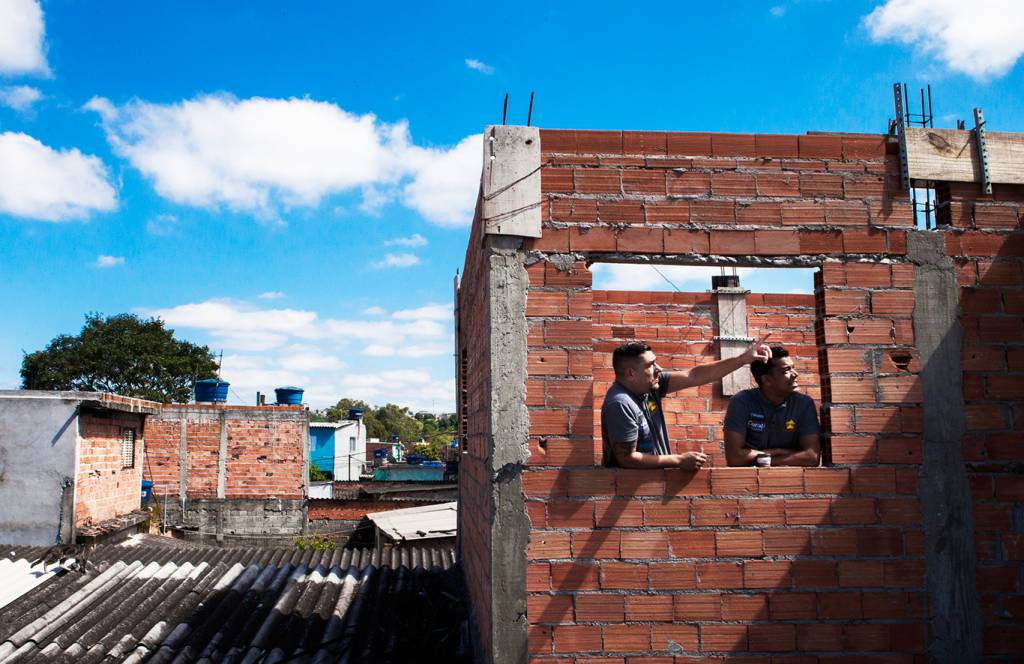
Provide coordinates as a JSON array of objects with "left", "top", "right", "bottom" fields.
[
  {"left": 456, "top": 125, "right": 1023, "bottom": 662},
  {"left": 144, "top": 402, "right": 309, "bottom": 540}
]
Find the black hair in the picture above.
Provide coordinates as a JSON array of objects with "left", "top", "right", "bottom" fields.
[
  {"left": 612, "top": 341, "right": 652, "bottom": 377},
  {"left": 751, "top": 345, "right": 790, "bottom": 386}
]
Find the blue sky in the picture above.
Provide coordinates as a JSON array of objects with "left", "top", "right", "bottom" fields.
[{"left": 1, "top": 0, "right": 1022, "bottom": 411}]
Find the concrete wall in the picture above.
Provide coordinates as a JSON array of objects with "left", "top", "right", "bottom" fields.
[
  {"left": 0, "top": 395, "right": 80, "bottom": 545},
  {"left": 458, "top": 127, "right": 1024, "bottom": 661}
]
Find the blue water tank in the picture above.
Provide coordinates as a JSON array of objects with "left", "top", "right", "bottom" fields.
[
  {"left": 348, "top": 408, "right": 364, "bottom": 420},
  {"left": 274, "top": 386, "right": 304, "bottom": 405},
  {"left": 195, "top": 379, "right": 229, "bottom": 403},
  {"left": 141, "top": 480, "right": 154, "bottom": 503}
]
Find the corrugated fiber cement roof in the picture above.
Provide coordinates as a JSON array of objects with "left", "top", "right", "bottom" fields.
[{"left": 0, "top": 541, "right": 468, "bottom": 663}]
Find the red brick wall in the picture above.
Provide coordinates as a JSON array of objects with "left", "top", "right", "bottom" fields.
[
  {"left": 457, "top": 202, "right": 495, "bottom": 657},
  {"left": 521, "top": 129, "right": 925, "bottom": 662},
  {"left": 75, "top": 411, "right": 146, "bottom": 526},
  {"left": 458, "top": 126, "right": 1023, "bottom": 660},
  {"left": 589, "top": 290, "right": 819, "bottom": 467},
  {"left": 144, "top": 404, "right": 306, "bottom": 500},
  {"left": 941, "top": 181, "right": 1024, "bottom": 656},
  {"left": 308, "top": 499, "right": 437, "bottom": 521}
]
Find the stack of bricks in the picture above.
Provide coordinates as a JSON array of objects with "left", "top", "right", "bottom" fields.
[
  {"left": 942, "top": 180, "right": 1024, "bottom": 655},
  {"left": 454, "top": 127, "right": 1024, "bottom": 660},
  {"left": 75, "top": 411, "right": 146, "bottom": 526},
  {"left": 587, "top": 290, "right": 819, "bottom": 467}
]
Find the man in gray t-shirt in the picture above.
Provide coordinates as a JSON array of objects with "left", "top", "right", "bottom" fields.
[
  {"left": 601, "top": 338, "right": 770, "bottom": 468},
  {"left": 724, "top": 345, "right": 821, "bottom": 467}
]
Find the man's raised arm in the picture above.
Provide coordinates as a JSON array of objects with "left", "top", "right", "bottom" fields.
[{"left": 665, "top": 334, "right": 772, "bottom": 394}]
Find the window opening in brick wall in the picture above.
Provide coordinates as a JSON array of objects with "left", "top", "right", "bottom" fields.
[
  {"left": 911, "top": 186, "right": 937, "bottom": 229},
  {"left": 121, "top": 428, "right": 136, "bottom": 469},
  {"left": 589, "top": 263, "right": 826, "bottom": 467}
]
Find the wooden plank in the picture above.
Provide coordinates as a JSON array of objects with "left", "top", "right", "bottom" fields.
[{"left": 905, "top": 127, "right": 1024, "bottom": 185}]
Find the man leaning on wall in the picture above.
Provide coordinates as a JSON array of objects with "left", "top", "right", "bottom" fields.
[
  {"left": 723, "top": 345, "right": 821, "bottom": 467},
  {"left": 601, "top": 338, "right": 771, "bottom": 469}
]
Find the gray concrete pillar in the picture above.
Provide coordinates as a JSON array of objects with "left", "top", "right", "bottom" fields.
[{"left": 908, "top": 230, "right": 982, "bottom": 662}]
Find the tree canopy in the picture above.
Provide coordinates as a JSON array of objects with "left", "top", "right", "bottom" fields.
[{"left": 21, "top": 313, "right": 219, "bottom": 403}]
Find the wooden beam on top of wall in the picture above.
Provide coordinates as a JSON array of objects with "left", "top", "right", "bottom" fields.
[{"left": 904, "top": 126, "right": 1024, "bottom": 185}]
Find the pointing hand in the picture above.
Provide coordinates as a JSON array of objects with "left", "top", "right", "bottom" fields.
[{"left": 743, "top": 333, "right": 772, "bottom": 363}]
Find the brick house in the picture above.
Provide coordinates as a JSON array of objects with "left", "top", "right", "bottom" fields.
[
  {"left": 143, "top": 402, "right": 309, "bottom": 540},
  {"left": 456, "top": 126, "right": 1023, "bottom": 661},
  {"left": 0, "top": 391, "right": 160, "bottom": 545}
]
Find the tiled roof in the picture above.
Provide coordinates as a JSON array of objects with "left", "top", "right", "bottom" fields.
[{"left": 0, "top": 541, "right": 467, "bottom": 662}]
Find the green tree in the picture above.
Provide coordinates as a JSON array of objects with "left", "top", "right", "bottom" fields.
[
  {"left": 375, "top": 403, "right": 422, "bottom": 443},
  {"left": 315, "top": 398, "right": 387, "bottom": 440},
  {"left": 21, "top": 313, "right": 219, "bottom": 403}
]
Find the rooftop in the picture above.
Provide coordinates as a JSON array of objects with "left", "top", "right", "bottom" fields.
[{"left": 0, "top": 540, "right": 467, "bottom": 662}]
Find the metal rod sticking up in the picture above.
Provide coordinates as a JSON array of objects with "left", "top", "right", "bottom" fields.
[
  {"left": 527, "top": 91, "right": 534, "bottom": 126},
  {"left": 502, "top": 94, "right": 508, "bottom": 125}
]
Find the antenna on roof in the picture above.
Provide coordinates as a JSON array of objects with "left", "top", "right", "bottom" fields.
[
  {"left": 502, "top": 93, "right": 508, "bottom": 125},
  {"left": 527, "top": 91, "right": 535, "bottom": 126}
]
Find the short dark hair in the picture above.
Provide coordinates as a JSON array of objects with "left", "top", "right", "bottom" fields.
[
  {"left": 612, "top": 341, "right": 652, "bottom": 377},
  {"left": 751, "top": 346, "right": 790, "bottom": 386}
]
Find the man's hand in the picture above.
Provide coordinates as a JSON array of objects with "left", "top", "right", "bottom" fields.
[
  {"left": 740, "top": 333, "right": 772, "bottom": 364},
  {"left": 675, "top": 451, "right": 708, "bottom": 470}
]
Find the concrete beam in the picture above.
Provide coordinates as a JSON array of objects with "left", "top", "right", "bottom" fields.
[{"left": 907, "top": 230, "right": 982, "bottom": 663}]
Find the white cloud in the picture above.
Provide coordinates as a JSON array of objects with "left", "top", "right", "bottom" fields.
[
  {"left": 392, "top": 303, "right": 451, "bottom": 321},
  {"left": 257, "top": 291, "right": 286, "bottom": 300},
  {"left": 144, "top": 298, "right": 448, "bottom": 352},
  {"left": 465, "top": 58, "right": 495, "bottom": 75},
  {"left": 385, "top": 233, "right": 427, "bottom": 247},
  {"left": 401, "top": 134, "right": 481, "bottom": 227},
  {"left": 146, "top": 213, "right": 178, "bottom": 236},
  {"left": 145, "top": 299, "right": 456, "bottom": 411},
  {"left": 0, "top": 132, "right": 117, "bottom": 222},
  {"left": 362, "top": 306, "right": 386, "bottom": 316},
  {"left": 373, "top": 252, "right": 420, "bottom": 268},
  {"left": 0, "top": 85, "right": 42, "bottom": 112},
  {"left": 86, "top": 94, "right": 481, "bottom": 226},
  {"left": 94, "top": 255, "right": 124, "bottom": 268},
  {"left": 0, "top": 0, "right": 49, "bottom": 76},
  {"left": 865, "top": 0, "right": 1024, "bottom": 79}
]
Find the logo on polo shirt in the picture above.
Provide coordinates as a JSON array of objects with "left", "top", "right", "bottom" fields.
[{"left": 786, "top": 419, "right": 796, "bottom": 431}]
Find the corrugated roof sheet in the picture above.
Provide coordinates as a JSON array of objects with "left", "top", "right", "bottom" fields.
[
  {"left": 365, "top": 502, "right": 457, "bottom": 542},
  {"left": 0, "top": 541, "right": 467, "bottom": 662}
]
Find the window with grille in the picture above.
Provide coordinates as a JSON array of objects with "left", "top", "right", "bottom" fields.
[{"left": 121, "top": 428, "right": 136, "bottom": 468}]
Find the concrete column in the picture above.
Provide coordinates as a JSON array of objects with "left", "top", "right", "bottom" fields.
[
  {"left": 217, "top": 411, "right": 227, "bottom": 499},
  {"left": 712, "top": 277, "right": 751, "bottom": 396},
  {"left": 486, "top": 238, "right": 531, "bottom": 664},
  {"left": 178, "top": 413, "right": 188, "bottom": 511},
  {"left": 908, "top": 230, "right": 982, "bottom": 662}
]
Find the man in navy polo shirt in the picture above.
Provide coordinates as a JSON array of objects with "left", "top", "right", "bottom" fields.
[
  {"left": 601, "top": 337, "right": 771, "bottom": 469},
  {"left": 724, "top": 345, "right": 821, "bottom": 467}
]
